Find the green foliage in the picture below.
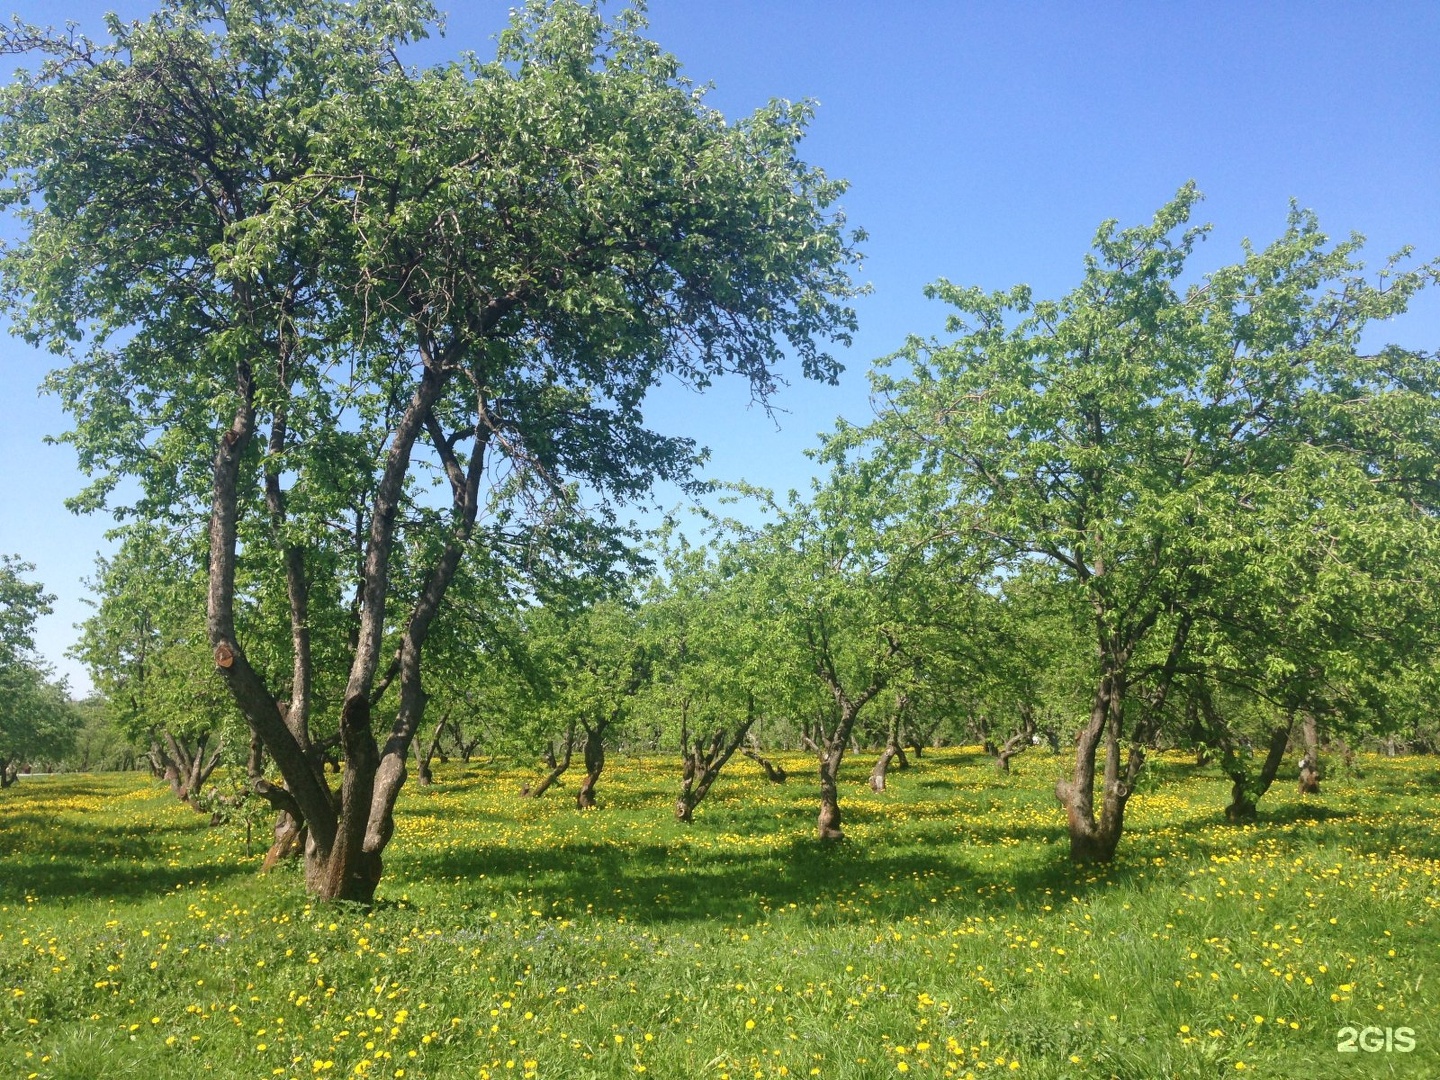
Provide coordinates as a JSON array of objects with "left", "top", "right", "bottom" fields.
[
  {"left": 0, "top": 556, "right": 79, "bottom": 773},
  {"left": 857, "top": 186, "right": 1440, "bottom": 849},
  {"left": 73, "top": 526, "right": 240, "bottom": 749}
]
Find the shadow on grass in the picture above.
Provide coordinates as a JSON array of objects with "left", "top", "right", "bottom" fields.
[{"left": 387, "top": 813, "right": 1170, "bottom": 930}]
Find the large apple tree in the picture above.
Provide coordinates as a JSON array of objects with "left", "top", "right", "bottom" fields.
[
  {"left": 865, "top": 187, "right": 1438, "bottom": 861},
  {"left": 0, "top": 0, "right": 861, "bottom": 899}
]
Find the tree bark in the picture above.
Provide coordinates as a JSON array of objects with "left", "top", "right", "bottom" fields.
[
  {"left": 247, "top": 729, "right": 265, "bottom": 783},
  {"left": 869, "top": 739, "right": 900, "bottom": 792},
  {"left": 577, "top": 723, "right": 605, "bottom": 810},
  {"left": 1297, "top": 712, "right": 1321, "bottom": 794},
  {"left": 803, "top": 619, "right": 900, "bottom": 840},
  {"left": 817, "top": 744, "right": 845, "bottom": 840},
  {"left": 1055, "top": 660, "right": 1138, "bottom": 863},
  {"left": 995, "top": 705, "right": 1037, "bottom": 774},
  {"left": 262, "top": 810, "right": 308, "bottom": 872},
  {"left": 413, "top": 714, "right": 448, "bottom": 787}
]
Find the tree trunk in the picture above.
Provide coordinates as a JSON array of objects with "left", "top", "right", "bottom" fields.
[
  {"left": 261, "top": 809, "right": 308, "bottom": 872},
  {"left": 996, "top": 706, "right": 1037, "bottom": 773},
  {"left": 675, "top": 706, "right": 755, "bottom": 823},
  {"left": 869, "top": 739, "right": 900, "bottom": 792},
  {"left": 1055, "top": 662, "right": 1137, "bottom": 863},
  {"left": 522, "top": 724, "right": 576, "bottom": 797},
  {"left": 742, "top": 747, "right": 787, "bottom": 783},
  {"left": 247, "top": 729, "right": 265, "bottom": 782},
  {"left": 1224, "top": 719, "right": 1292, "bottom": 822},
  {"left": 0, "top": 759, "right": 14, "bottom": 788},
  {"left": 577, "top": 724, "right": 604, "bottom": 810},
  {"left": 1297, "top": 712, "right": 1321, "bottom": 794},
  {"left": 413, "top": 715, "right": 448, "bottom": 788},
  {"left": 817, "top": 745, "right": 845, "bottom": 840}
]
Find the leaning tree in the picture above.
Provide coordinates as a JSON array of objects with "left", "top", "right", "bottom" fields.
[{"left": 0, "top": 0, "right": 861, "bottom": 899}]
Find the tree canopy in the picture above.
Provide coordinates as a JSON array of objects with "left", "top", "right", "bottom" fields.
[{"left": 0, "top": 0, "right": 862, "bottom": 898}]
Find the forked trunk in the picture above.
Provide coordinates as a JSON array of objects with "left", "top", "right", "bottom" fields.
[
  {"left": 157, "top": 730, "right": 222, "bottom": 808},
  {"left": 1055, "top": 665, "right": 1137, "bottom": 863},
  {"left": 1224, "top": 718, "right": 1293, "bottom": 822},
  {"left": 675, "top": 709, "right": 755, "bottom": 822}
]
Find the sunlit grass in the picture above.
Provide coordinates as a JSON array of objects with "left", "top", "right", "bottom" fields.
[{"left": 1, "top": 749, "right": 1437, "bottom": 1077}]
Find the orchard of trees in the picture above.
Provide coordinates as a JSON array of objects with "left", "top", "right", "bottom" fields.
[{"left": 1, "top": 1, "right": 1437, "bottom": 903}]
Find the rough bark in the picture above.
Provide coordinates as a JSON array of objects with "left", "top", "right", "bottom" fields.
[
  {"left": 262, "top": 811, "right": 308, "bottom": 872},
  {"left": 1297, "top": 712, "right": 1321, "bottom": 794},
  {"left": 1055, "top": 661, "right": 1138, "bottom": 863}
]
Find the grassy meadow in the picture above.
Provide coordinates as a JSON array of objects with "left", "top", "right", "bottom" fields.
[{"left": 1, "top": 748, "right": 1437, "bottom": 1079}]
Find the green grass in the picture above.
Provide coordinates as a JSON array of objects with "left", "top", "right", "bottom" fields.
[{"left": 2, "top": 748, "right": 1437, "bottom": 1079}]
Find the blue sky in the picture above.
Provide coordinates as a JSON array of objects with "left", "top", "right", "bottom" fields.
[{"left": 2, "top": 1, "right": 1437, "bottom": 692}]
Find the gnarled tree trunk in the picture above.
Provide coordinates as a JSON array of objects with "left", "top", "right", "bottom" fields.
[
  {"left": 576, "top": 721, "right": 606, "bottom": 810},
  {"left": 817, "top": 744, "right": 845, "bottom": 840},
  {"left": 154, "top": 730, "right": 223, "bottom": 808},
  {"left": 209, "top": 342, "right": 490, "bottom": 903},
  {"left": 868, "top": 739, "right": 900, "bottom": 792},
  {"left": 675, "top": 698, "right": 756, "bottom": 822},
  {"left": 1055, "top": 663, "right": 1138, "bottom": 863}
]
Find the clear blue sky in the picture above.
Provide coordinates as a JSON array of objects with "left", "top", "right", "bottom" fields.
[{"left": 2, "top": 1, "right": 1437, "bottom": 693}]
